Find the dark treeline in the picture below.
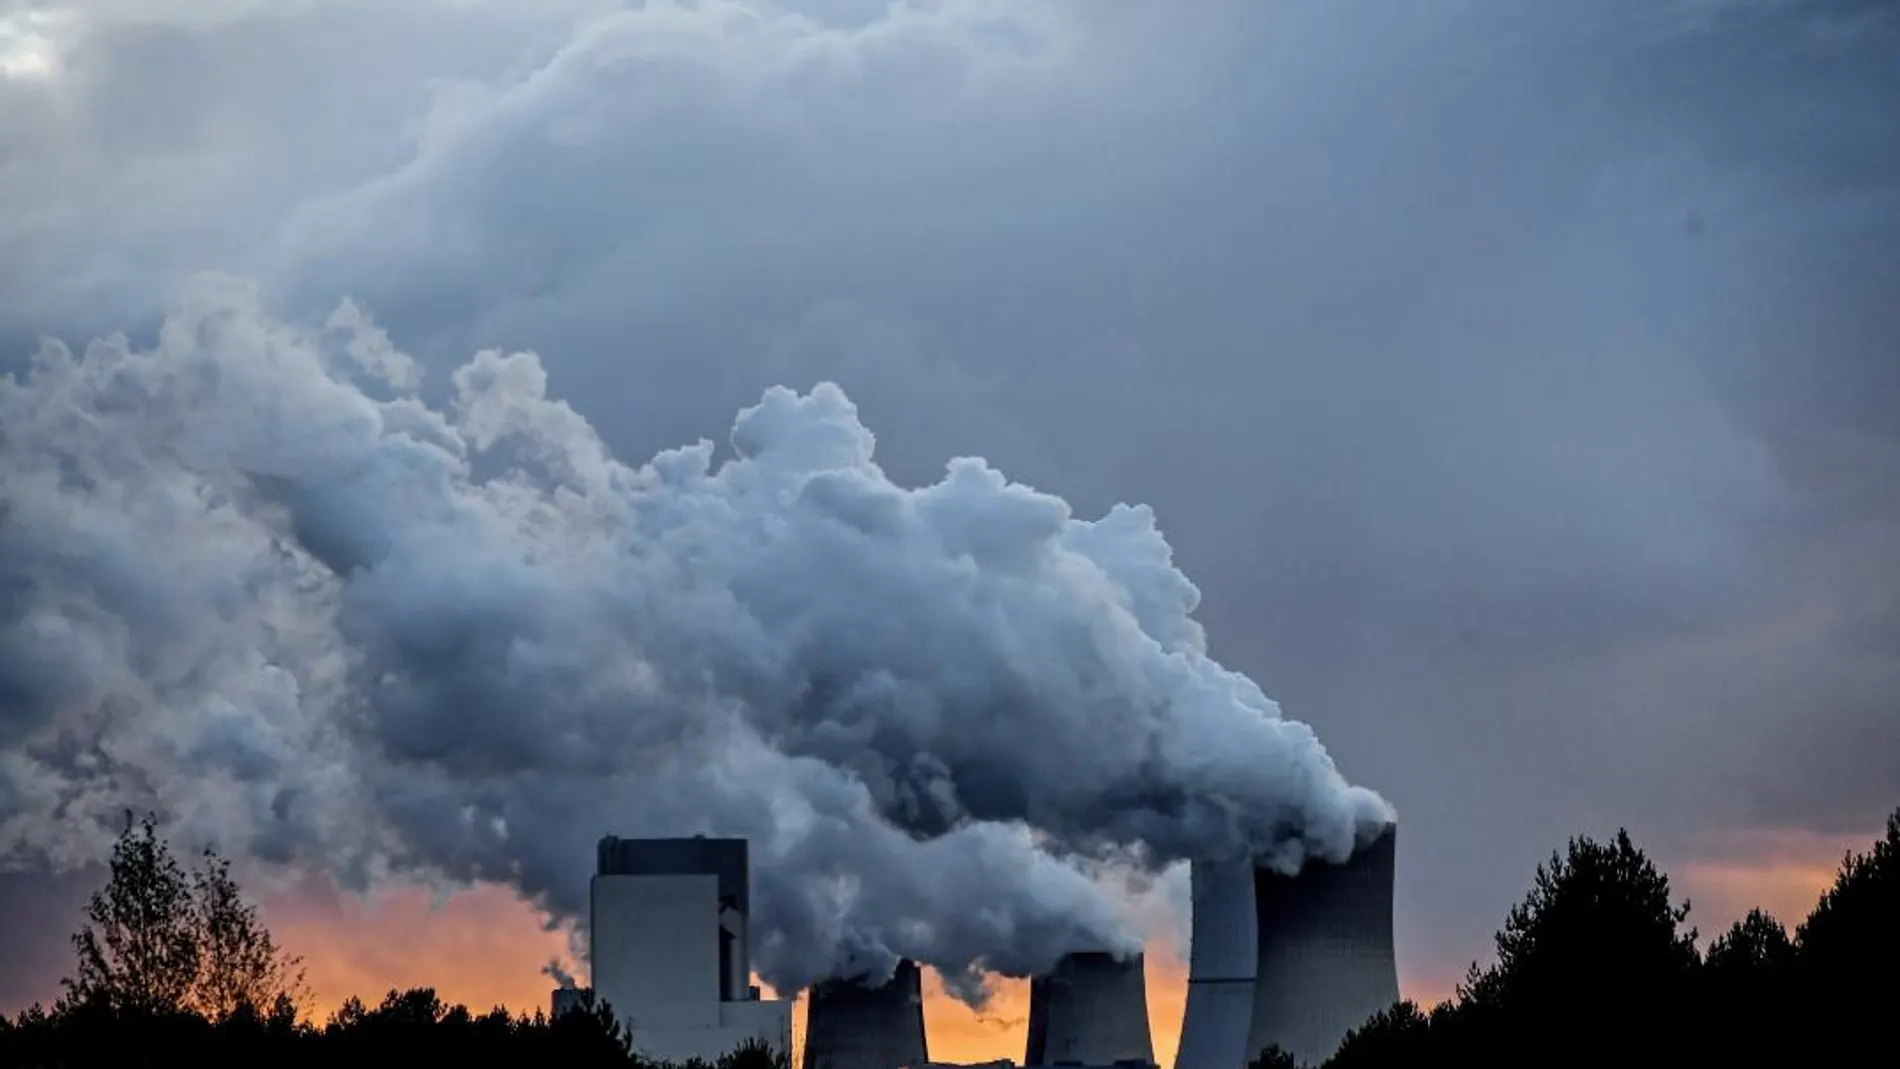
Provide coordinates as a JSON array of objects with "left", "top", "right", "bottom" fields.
[
  {"left": 4, "top": 809, "right": 1896, "bottom": 1068},
  {"left": 1259, "top": 804, "right": 1900, "bottom": 1069}
]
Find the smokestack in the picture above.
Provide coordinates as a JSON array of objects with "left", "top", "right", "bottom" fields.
[
  {"left": 1248, "top": 824, "right": 1401, "bottom": 1067},
  {"left": 1023, "top": 952, "right": 1156, "bottom": 1067},
  {"left": 802, "top": 959, "right": 929, "bottom": 1069}
]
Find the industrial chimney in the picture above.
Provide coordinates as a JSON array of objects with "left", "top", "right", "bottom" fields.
[
  {"left": 1175, "top": 824, "right": 1401, "bottom": 1069},
  {"left": 802, "top": 959, "right": 929, "bottom": 1069},
  {"left": 1023, "top": 951, "right": 1156, "bottom": 1067}
]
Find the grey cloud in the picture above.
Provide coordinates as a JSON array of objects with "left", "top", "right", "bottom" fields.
[{"left": 2, "top": 0, "right": 1895, "bottom": 1004}]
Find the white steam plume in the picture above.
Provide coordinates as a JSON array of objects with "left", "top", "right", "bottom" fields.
[
  {"left": 544, "top": 960, "right": 579, "bottom": 991},
  {"left": 0, "top": 275, "right": 1392, "bottom": 998}
]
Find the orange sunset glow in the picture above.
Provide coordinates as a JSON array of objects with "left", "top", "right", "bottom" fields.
[
  {"left": 264, "top": 879, "right": 1190, "bottom": 1066},
  {"left": 1672, "top": 828, "right": 1860, "bottom": 938},
  {"left": 266, "top": 881, "right": 574, "bottom": 1020}
]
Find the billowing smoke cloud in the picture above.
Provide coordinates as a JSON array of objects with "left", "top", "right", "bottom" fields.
[{"left": 0, "top": 275, "right": 1390, "bottom": 998}]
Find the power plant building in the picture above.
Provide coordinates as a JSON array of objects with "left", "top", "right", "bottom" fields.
[
  {"left": 1175, "top": 825, "right": 1402, "bottom": 1069},
  {"left": 802, "top": 959, "right": 929, "bottom": 1069},
  {"left": 563, "top": 823, "right": 1395, "bottom": 1069},
  {"left": 1024, "top": 951, "right": 1157, "bottom": 1069},
  {"left": 584, "top": 836, "right": 793, "bottom": 1064}
]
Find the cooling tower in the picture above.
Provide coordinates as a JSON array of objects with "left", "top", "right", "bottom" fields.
[
  {"left": 1174, "top": 826, "right": 1401, "bottom": 1069},
  {"left": 550, "top": 986, "right": 590, "bottom": 1018},
  {"left": 1247, "top": 825, "right": 1401, "bottom": 1067},
  {"left": 802, "top": 959, "right": 929, "bottom": 1069},
  {"left": 1173, "top": 859, "right": 1260, "bottom": 1069},
  {"left": 1023, "top": 951, "right": 1156, "bottom": 1067}
]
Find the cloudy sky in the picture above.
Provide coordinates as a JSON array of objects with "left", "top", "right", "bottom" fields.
[{"left": 2, "top": 0, "right": 1896, "bottom": 1059}]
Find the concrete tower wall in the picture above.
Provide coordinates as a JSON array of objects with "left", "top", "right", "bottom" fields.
[
  {"left": 802, "top": 959, "right": 929, "bottom": 1069},
  {"left": 1173, "top": 860, "right": 1259, "bottom": 1069},
  {"left": 1023, "top": 951, "right": 1156, "bottom": 1067},
  {"left": 1245, "top": 826, "right": 1401, "bottom": 1068}
]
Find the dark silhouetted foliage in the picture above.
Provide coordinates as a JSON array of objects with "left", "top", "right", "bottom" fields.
[
  {"left": 65, "top": 813, "right": 203, "bottom": 1017},
  {"left": 62, "top": 812, "right": 307, "bottom": 1024},
  {"left": 1274, "top": 808, "right": 1897, "bottom": 1068},
  {"left": 189, "top": 845, "right": 308, "bottom": 1020},
  {"left": 1245, "top": 1044, "right": 1300, "bottom": 1069},
  {"left": 1790, "top": 809, "right": 1899, "bottom": 1061},
  {"left": 0, "top": 984, "right": 788, "bottom": 1069},
  {"left": 1325, "top": 1000, "right": 1431, "bottom": 1068},
  {"left": 1450, "top": 827, "right": 1700, "bottom": 1065},
  {"left": 1698, "top": 907, "right": 1798, "bottom": 1064}
]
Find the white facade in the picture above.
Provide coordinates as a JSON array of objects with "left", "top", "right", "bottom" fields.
[{"left": 590, "top": 866, "right": 792, "bottom": 1064}]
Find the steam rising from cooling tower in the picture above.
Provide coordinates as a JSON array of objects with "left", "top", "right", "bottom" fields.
[
  {"left": 802, "top": 959, "right": 928, "bottom": 1069},
  {"left": 0, "top": 277, "right": 1392, "bottom": 996}
]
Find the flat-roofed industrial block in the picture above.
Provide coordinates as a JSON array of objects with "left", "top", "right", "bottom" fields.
[{"left": 587, "top": 835, "right": 790, "bottom": 1065}]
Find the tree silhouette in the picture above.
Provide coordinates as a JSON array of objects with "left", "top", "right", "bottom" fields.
[
  {"left": 1797, "top": 808, "right": 1897, "bottom": 969},
  {"left": 545, "top": 987, "right": 635, "bottom": 1061},
  {"left": 720, "top": 1035, "right": 792, "bottom": 1069},
  {"left": 1326, "top": 1001, "right": 1432, "bottom": 1068},
  {"left": 11, "top": 874, "right": 646, "bottom": 1069},
  {"left": 190, "top": 847, "right": 308, "bottom": 1020},
  {"left": 1699, "top": 908, "right": 1796, "bottom": 1063},
  {"left": 1706, "top": 908, "right": 1793, "bottom": 975},
  {"left": 1455, "top": 829, "right": 1697, "bottom": 1063},
  {"left": 1793, "top": 807, "right": 1899, "bottom": 1059},
  {"left": 65, "top": 813, "right": 202, "bottom": 1015},
  {"left": 61, "top": 812, "right": 306, "bottom": 1027},
  {"left": 1246, "top": 1043, "right": 1302, "bottom": 1069}
]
